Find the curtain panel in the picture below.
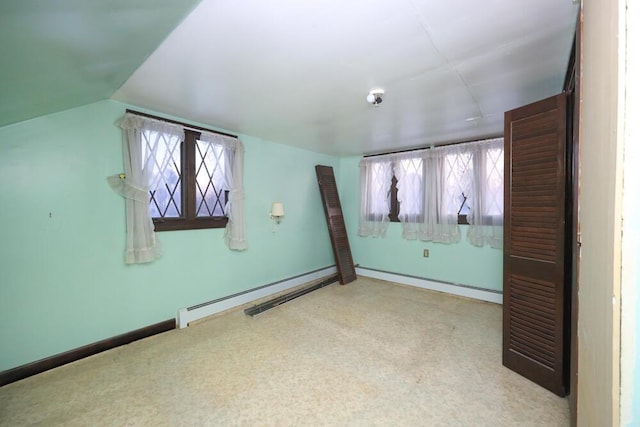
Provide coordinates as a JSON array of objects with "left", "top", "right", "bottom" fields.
[
  {"left": 358, "top": 157, "right": 393, "bottom": 237},
  {"left": 108, "top": 113, "right": 248, "bottom": 264},
  {"left": 358, "top": 137, "right": 504, "bottom": 248},
  {"left": 466, "top": 138, "right": 504, "bottom": 248},
  {"left": 199, "top": 131, "right": 248, "bottom": 250},
  {"left": 107, "top": 114, "right": 185, "bottom": 263},
  {"left": 393, "top": 149, "right": 461, "bottom": 243}
]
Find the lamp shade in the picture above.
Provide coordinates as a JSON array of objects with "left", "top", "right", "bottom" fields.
[{"left": 271, "top": 202, "right": 284, "bottom": 217}]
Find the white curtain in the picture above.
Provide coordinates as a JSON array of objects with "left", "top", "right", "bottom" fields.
[
  {"left": 394, "top": 149, "right": 461, "bottom": 243},
  {"left": 357, "top": 138, "right": 503, "bottom": 247},
  {"left": 199, "top": 132, "right": 248, "bottom": 250},
  {"left": 466, "top": 138, "right": 504, "bottom": 248},
  {"left": 358, "top": 158, "right": 393, "bottom": 237},
  {"left": 393, "top": 153, "right": 424, "bottom": 240},
  {"left": 107, "top": 114, "right": 184, "bottom": 264},
  {"left": 108, "top": 114, "right": 249, "bottom": 263}
]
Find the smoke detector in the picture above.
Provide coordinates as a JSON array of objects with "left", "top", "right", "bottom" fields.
[{"left": 366, "top": 89, "right": 384, "bottom": 106}]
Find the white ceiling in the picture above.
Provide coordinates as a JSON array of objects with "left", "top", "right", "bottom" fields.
[
  {"left": 114, "top": 0, "right": 577, "bottom": 156},
  {"left": 2, "top": 1, "right": 576, "bottom": 157}
]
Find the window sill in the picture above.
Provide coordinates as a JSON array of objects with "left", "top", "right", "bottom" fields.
[
  {"left": 388, "top": 214, "right": 469, "bottom": 225},
  {"left": 153, "top": 217, "right": 228, "bottom": 232}
]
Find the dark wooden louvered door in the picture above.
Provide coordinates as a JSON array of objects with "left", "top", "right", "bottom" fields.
[
  {"left": 315, "top": 165, "right": 356, "bottom": 285},
  {"left": 503, "top": 94, "right": 568, "bottom": 396}
]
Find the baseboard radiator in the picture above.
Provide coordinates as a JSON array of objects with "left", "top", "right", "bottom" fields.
[
  {"left": 244, "top": 274, "right": 339, "bottom": 316},
  {"left": 177, "top": 266, "right": 337, "bottom": 328},
  {"left": 355, "top": 267, "right": 503, "bottom": 304}
]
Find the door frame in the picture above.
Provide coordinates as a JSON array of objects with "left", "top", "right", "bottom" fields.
[{"left": 563, "top": 12, "right": 581, "bottom": 426}]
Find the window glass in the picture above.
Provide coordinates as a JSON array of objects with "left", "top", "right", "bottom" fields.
[
  {"left": 142, "top": 130, "right": 182, "bottom": 218},
  {"left": 396, "top": 157, "right": 423, "bottom": 216},
  {"left": 367, "top": 162, "right": 392, "bottom": 216},
  {"left": 195, "top": 140, "right": 227, "bottom": 217},
  {"left": 484, "top": 147, "right": 504, "bottom": 216},
  {"left": 443, "top": 151, "right": 473, "bottom": 216}
]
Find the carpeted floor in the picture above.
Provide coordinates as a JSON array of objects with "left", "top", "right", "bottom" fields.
[{"left": 0, "top": 277, "right": 569, "bottom": 426}]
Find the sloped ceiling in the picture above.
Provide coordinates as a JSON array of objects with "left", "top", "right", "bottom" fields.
[
  {"left": 2, "top": 1, "right": 578, "bottom": 156},
  {"left": 0, "top": 0, "right": 201, "bottom": 127}
]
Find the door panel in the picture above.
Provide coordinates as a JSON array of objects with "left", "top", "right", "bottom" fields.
[
  {"left": 315, "top": 165, "right": 356, "bottom": 285},
  {"left": 504, "top": 94, "right": 568, "bottom": 396}
]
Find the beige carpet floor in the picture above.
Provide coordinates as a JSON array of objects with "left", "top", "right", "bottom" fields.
[{"left": 0, "top": 277, "right": 569, "bottom": 426}]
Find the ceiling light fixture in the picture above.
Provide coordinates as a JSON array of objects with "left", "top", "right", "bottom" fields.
[{"left": 366, "top": 89, "right": 384, "bottom": 106}]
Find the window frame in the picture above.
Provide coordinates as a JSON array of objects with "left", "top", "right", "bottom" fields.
[
  {"left": 152, "top": 129, "right": 229, "bottom": 232},
  {"left": 377, "top": 139, "right": 502, "bottom": 226},
  {"left": 127, "top": 110, "right": 234, "bottom": 232}
]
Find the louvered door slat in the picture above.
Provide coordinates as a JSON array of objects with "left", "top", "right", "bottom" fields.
[
  {"left": 511, "top": 310, "right": 555, "bottom": 336},
  {"left": 512, "top": 143, "right": 557, "bottom": 156},
  {"left": 510, "top": 329, "right": 556, "bottom": 356},
  {"left": 511, "top": 242, "right": 556, "bottom": 253},
  {"left": 510, "top": 295, "right": 556, "bottom": 317},
  {"left": 503, "top": 94, "right": 568, "bottom": 396},
  {"left": 315, "top": 165, "right": 356, "bottom": 285},
  {"left": 512, "top": 287, "right": 556, "bottom": 305},
  {"left": 512, "top": 275, "right": 557, "bottom": 295},
  {"left": 511, "top": 233, "right": 556, "bottom": 246},
  {"left": 511, "top": 318, "right": 555, "bottom": 345}
]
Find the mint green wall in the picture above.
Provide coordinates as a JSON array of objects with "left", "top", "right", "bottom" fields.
[
  {"left": 0, "top": 100, "right": 502, "bottom": 372},
  {"left": 338, "top": 156, "right": 503, "bottom": 291},
  {"left": 0, "top": 0, "right": 202, "bottom": 127},
  {"left": 0, "top": 100, "right": 338, "bottom": 371}
]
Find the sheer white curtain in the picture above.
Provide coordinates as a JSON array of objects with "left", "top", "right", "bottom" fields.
[
  {"left": 393, "top": 149, "right": 461, "bottom": 243},
  {"left": 107, "top": 113, "right": 184, "bottom": 264},
  {"left": 199, "top": 132, "right": 247, "bottom": 250},
  {"left": 393, "top": 153, "right": 424, "bottom": 240},
  {"left": 424, "top": 147, "right": 462, "bottom": 243},
  {"left": 358, "top": 158, "right": 393, "bottom": 237},
  {"left": 466, "top": 138, "right": 504, "bottom": 248},
  {"left": 358, "top": 138, "right": 502, "bottom": 246}
]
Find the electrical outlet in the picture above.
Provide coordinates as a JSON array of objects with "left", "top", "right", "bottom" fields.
[{"left": 423, "top": 249, "right": 429, "bottom": 257}]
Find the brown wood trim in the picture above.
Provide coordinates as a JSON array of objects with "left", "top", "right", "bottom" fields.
[
  {"left": 0, "top": 319, "right": 175, "bottom": 387},
  {"left": 153, "top": 217, "right": 228, "bottom": 231},
  {"left": 389, "top": 214, "right": 470, "bottom": 225},
  {"left": 149, "top": 129, "right": 230, "bottom": 232},
  {"left": 184, "top": 129, "right": 197, "bottom": 221},
  {"left": 126, "top": 109, "right": 237, "bottom": 139},
  {"left": 315, "top": 165, "right": 357, "bottom": 285}
]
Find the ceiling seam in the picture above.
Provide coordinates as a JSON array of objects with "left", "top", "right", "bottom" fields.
[{"left": 406, "top": 0, "right": 487, "bottom": 121}]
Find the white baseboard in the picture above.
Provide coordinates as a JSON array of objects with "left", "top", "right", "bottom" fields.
[
  {"left": 177, "top": 266, "right": 337, "bottom": 328},
  {"left": 355, "top": 267, "right": 503, "bottom": 304}
]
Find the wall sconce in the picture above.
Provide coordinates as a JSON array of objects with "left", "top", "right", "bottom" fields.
[{"left": 270, "top": 202, "right": 285, "bottom": 224}]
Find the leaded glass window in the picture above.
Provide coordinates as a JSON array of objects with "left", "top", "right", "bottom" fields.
[
  {"left": 136, "top": 119, "right": 232, "bottom": 231},
  {"left": 143, "top": 129, "right": 183, "bottom": 218},
  {"left": 195, "top": 140, "right": 227, "bottom": 217}
]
